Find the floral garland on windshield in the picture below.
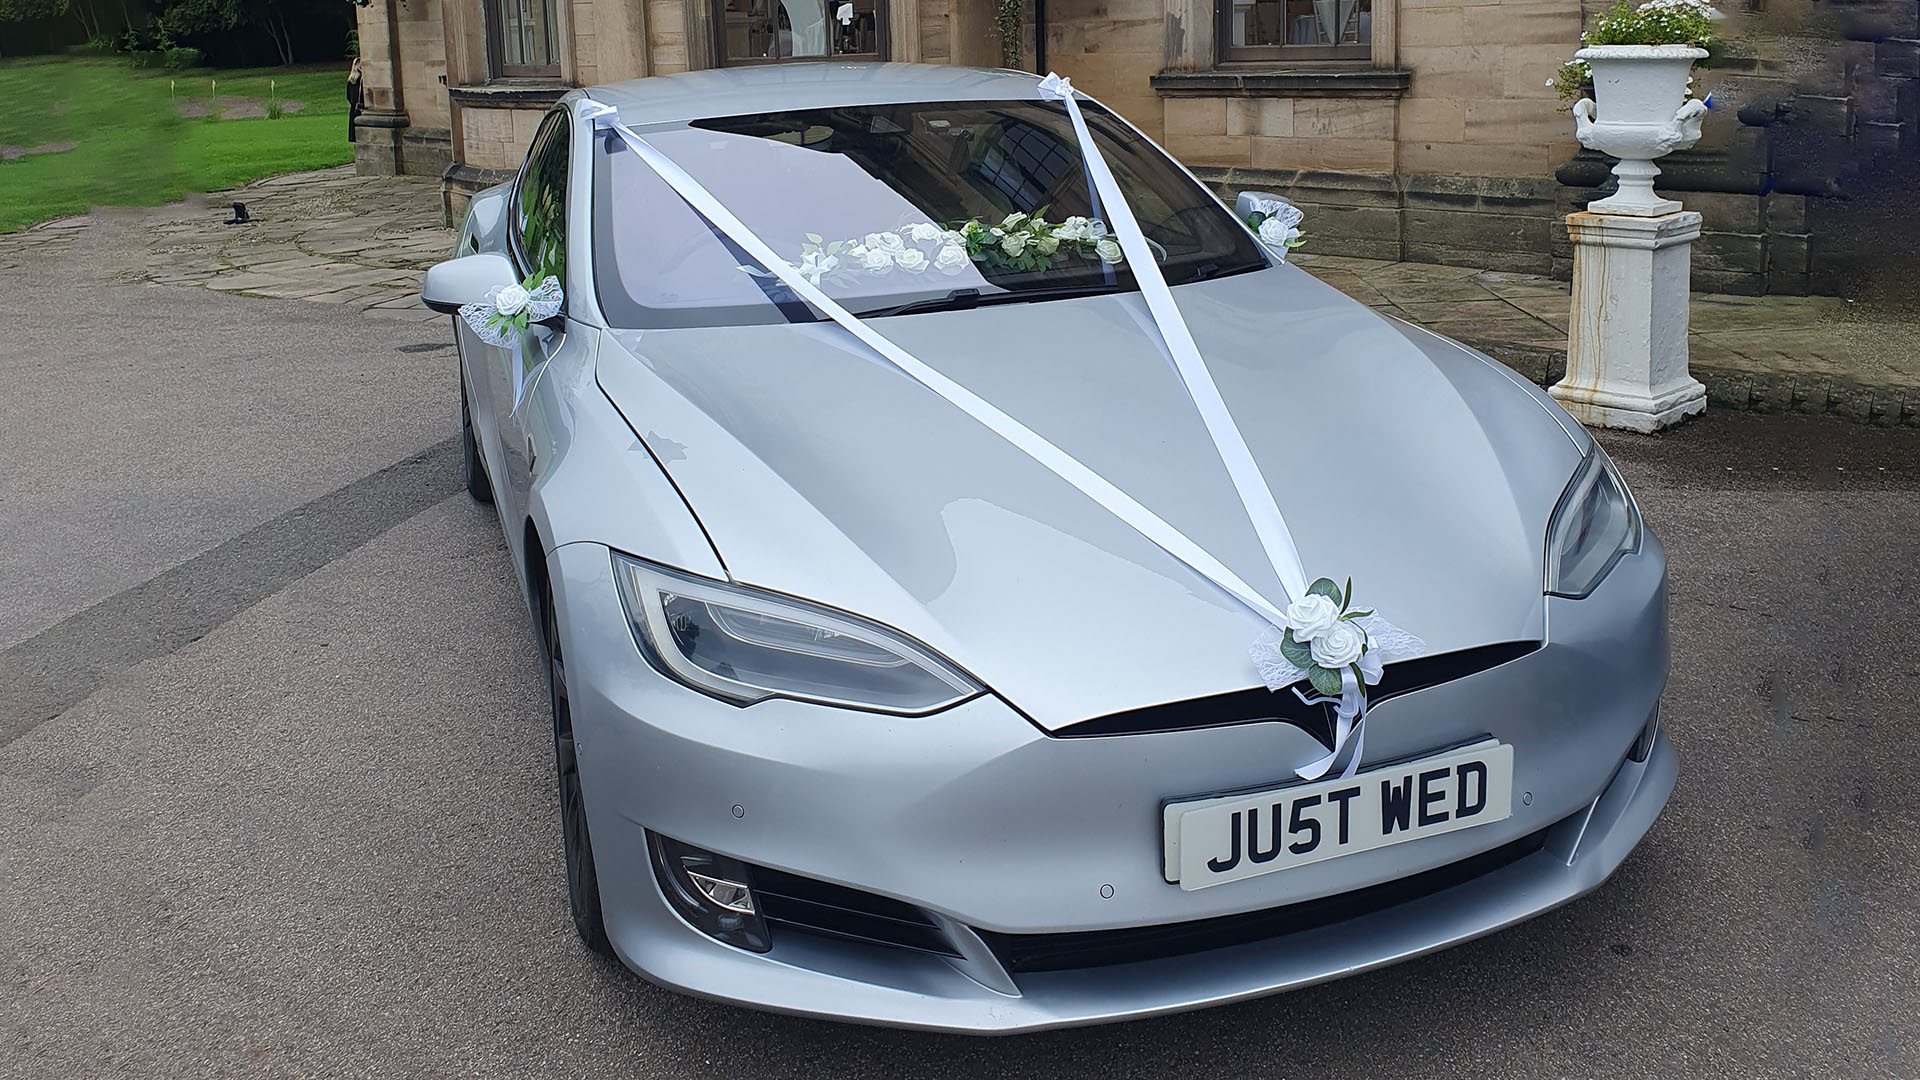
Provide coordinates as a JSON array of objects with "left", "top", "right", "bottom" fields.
[
  {"left": 780, "top": 212, "right": 1123, "bottom": 286},
  {"left": 955, "top": 211, "right": 1124, "bottom": 273}
]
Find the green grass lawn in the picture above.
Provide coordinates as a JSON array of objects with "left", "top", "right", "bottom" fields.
[{"left": 0, "top": 57, "right": 356, "bottom": 233}]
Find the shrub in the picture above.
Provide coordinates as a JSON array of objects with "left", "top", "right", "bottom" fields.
[{"left": 162, "top": 46, "right": 204, "bottom": 69}]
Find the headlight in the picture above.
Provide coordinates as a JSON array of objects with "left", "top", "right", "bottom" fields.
[
  {"left": 611, "top": 553, "right": 983, "bottom": 715},
  {"left": 1545, "top": 443, "right": 1642, "bottom": 599}
]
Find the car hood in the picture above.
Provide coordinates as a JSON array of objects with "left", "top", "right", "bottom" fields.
[{"left": 596, "top": 264, "right": 1586, "bottom": 730}]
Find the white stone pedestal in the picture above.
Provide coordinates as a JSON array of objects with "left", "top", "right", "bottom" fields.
[{"left": 1549, "top": 210, "right": 1708, "bottom": 433}]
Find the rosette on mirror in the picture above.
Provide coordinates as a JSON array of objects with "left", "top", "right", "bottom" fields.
[{"left": 459, "top": 274, "right": 563, "bottom": 347}]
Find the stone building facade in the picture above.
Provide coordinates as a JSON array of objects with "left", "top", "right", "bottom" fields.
[{"left": 352, "top": 0, "right": 1918, "bottom": 295}]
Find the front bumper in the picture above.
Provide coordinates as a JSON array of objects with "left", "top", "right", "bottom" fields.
[{"left": 548, "top": 536, "right": 1675, "bottom": 1033}]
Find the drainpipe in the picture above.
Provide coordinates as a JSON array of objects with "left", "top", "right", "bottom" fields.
[{"left": 1033, "top": 0, "right": 1047, "bottom": 73}]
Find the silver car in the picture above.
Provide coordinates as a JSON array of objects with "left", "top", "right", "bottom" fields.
[{"left": 421, "top": 63, "right": 1674, "bottom": 1033}]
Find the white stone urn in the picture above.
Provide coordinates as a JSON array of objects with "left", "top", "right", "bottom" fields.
[{"left": 1571, "top": 44, "right": 1710, "bottom": 216}]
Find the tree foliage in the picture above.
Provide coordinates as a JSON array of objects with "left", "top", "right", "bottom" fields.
[
  {"left": 161, "top": 0, "right": 318, "bottom": 65},
  {"left": 0, "top": 0, "right": 109, "bottom": 40}
]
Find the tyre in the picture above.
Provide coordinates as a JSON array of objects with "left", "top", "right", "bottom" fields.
[
  {"left": 542, "top": 577, "right": 614, "bottom": 957},
  {"left": 462, "top": 382, "right": 494, "bottom": 504}
]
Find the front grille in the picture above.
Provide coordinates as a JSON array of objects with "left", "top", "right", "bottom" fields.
[
  {"left": 1056, "top": 641, "right": 1541, "bottom": 740},
  {"left": 975, "top": 824, "right": 1552, "bottom": 974},
  {"left": 755, "top": 866, "right": 961, "bottom": 958}
]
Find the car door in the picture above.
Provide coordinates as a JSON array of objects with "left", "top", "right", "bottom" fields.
[{"left": 490, "top": 109, "right": 574, "bottom": 524}]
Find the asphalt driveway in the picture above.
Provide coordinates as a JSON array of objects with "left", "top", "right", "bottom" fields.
[{"left": 2, "top": 244, "right": 1916, "bottom": 1078}]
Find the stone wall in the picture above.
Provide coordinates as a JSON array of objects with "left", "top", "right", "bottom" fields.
[
  {"left": 1045, "top": 0, "right": 1168, "bottom": 140},
  {"left": 1395, "top": 0, "right": 1579, "bottom": 179},
  {"left": 352, "top": 0, "right": 452, "bottom": 178}
]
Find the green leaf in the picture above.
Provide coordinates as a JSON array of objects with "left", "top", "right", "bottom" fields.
[
  {"left": 1308, "top": 664, "right": 1343, "bottom": 697},
  {"left": 1342, "top": 609, "right": 1375, "bottom": 620},
  {"left": 826, "top": 241, "right": 844, "bottom": 254},
  {"left": 1280, "top": 630, "right": 1314, "bottom": 670},
  {"left": 1308, "top": 577, "right": 1343, "bottom": 607},
  {"left": 805, "top": 232, "right": 823, "bottom": 244},
  {"left": 1342, "top": 577, "right": 1353, "bottom": 612}
]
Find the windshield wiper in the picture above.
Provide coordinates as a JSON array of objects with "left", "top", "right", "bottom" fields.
[{"left": 853, "top": 283, "right": 1125, "bottom": 319}]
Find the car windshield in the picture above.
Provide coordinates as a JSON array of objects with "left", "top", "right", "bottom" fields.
[{"left": 590, "top": 99, "right": 1269, "bottom": 328}]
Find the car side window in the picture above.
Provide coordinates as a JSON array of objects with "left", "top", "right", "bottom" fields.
[{"left": 514, "top": 111, "right": 570, "bottom": 287}]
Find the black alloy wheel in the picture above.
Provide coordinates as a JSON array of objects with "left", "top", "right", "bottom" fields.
[{"left": 543, "top": 580, "right": 614, "bottom": 957}]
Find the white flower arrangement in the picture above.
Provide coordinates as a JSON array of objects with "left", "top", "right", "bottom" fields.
[
  {"left": 1246, "top": 198, "right": 1305, "bottom": 260},
  {"left": 1249, "top": 576, "right": 1425, "bottom": 713},
  {"left": 1278, "top": 578, "right": 1378, "bottom": 696},
  {"left": 458, "top": 272, "right": 563, "bottom": 348},
  {"left": 778, "top": 210, "right": 1124, "bottom": 290}
]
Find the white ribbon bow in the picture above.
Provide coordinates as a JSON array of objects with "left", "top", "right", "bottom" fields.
[{"left": 580, "top": 88, "right": 1420, "bottom": 779}]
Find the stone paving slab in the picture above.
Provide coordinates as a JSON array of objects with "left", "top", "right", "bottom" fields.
[
  {"left": 0, "top": 165, "right": 455, "bottom": 318},
  {"left": 3, "top": 167, "right": 1913, "bottom": 425},
  {"left": 1293, "top": 253, "right": 1920, "bottom": 427}
]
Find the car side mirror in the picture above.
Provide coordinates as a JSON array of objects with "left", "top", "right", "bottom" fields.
[
  {"left": 1235, "top": 190, "right": 1295, "bottom": 225},
  {"left": 422, "top": 252, "right": 519, "bottom": 315}
]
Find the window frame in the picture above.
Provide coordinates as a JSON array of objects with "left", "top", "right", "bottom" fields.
[
  {"left": 486, "top": 0, "right": 564, "bottom": 79},
  {"left": 1216, "top": 0, "right": 1372, "bottom": 64},
  {"left": 510, "top": 109, "right": 571, "bottom": 290},
  {"left": 711, "top": 0, "right": 891, "bottom": 67}
]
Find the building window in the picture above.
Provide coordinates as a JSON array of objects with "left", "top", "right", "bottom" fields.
[
  {"left": 716, "top": 0, "right": 886, "bottom": 64},
  {"left": 1222, "top": 0, "right": 1371, "bottom": 61},
  {"left": 489, "top": 0, "right": 563, "bottom": 77}
]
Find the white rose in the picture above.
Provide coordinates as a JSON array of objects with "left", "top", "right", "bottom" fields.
[
  {"left": 1001, "top": 212, "right": 1028, "bottom": 228},
  {"left": 493, "top": 283, "right": 530, "bottom": 316},
  {"left": 1033, "top": 234, "right": 1060, "bottom": 256},
  {"left": 941, "top": 229, "right": 967, "bottom": 246},
  {"left": 858, "top": 247, "right": 895, "bottom": 274},
  {"left": 894, "top": 248, "right": 929, "bottom": 273},
  {"left": 797, "top": 251, "right": 838, "bottom": 284},
  {"left": 1258, "top": 217, "right": 1300, "bottom": 248},
  {"left": 1284, "top": 593, "right": 1340, "bottom": 641},
  {"left": 1055, "top": 216, "right": 1089, "bottom": 240},
  {"left": 875, "top": 232, "right": 908, "bottom": 254},
  {"left": 904, "top": 222, "right": 944, "bottom": 246},
  {"left": 933, "top": 244, "right": 971, "bottom": 275},
  {"left": 1309, "top": 620, "right": 1366, "bottom": 670},
  {"left": 845, "top": 243, "right": 870, "bottom": 260},
  {"left": 1094, "top": 237, "right": 1123, "bottom": 264},
  {"left": 1001, "top": 232, "right": 1029, "bottom": 257}
]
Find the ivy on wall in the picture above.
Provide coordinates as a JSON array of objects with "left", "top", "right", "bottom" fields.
[{"left": 995, "top": 0, "right": 1022, "bottom": 68}]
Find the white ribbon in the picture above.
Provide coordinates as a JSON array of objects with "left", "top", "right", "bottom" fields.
[
  {"left": 1038, "top": 74, "right": 1308, "bottom": 606},
  {"left": 581, "top": 91, "right": 1412, "bottom": 779},
  {"left": 1043, "top": 74, "right": 1394, "bottom": 779}
]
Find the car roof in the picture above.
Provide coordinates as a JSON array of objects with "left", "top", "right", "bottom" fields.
[{"left": 579, "top": 62, "right": 1052, "bottom": 127}]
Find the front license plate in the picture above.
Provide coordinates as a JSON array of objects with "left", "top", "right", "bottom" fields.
[{"left": 1163, "top": 741, "right": 1514, "bottom": 891}]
